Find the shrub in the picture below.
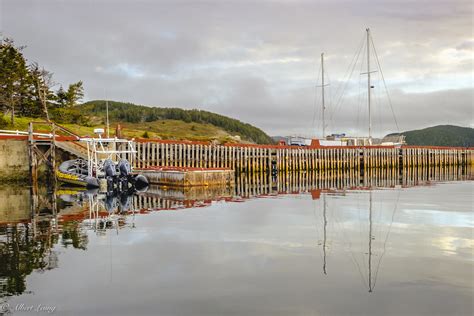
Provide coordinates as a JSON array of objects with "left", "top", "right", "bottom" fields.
[
  {"left": 0, "top": 116, "right": 9, "bottom": 129},
  {"left": 50, "top": 108, "right": 87, "bottom": 125}
]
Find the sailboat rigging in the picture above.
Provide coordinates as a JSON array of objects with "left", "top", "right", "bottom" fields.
[
  {"left": 310, "top": 28, "right": 403, "bottom": 146},
  {"left": 313, "top": 187, "right": 400, "bottom": 293}
]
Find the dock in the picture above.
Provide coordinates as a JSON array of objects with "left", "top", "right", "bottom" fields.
[{"left": 136, "top": 167, "right": 235, "bottom": 187}]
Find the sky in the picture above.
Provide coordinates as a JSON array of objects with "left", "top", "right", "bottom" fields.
[{"left": 1, "top": 0, "right": 472, "bottom": 137}]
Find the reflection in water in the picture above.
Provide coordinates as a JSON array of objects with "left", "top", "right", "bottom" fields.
[
  {"left": 0, "top": 223, "right": 58, "bottom": 297},
  {"left": 314, "top": 187, "right": 403, "bottom": 293},
  {"left": 84, "top": 190, "right": 136, "bottom": 234},
  {"left": 0, "top": 166, "right": 472, "bottom": 314},
  {"left": 0, "top": 195, "right": 85, "bottom": 299}
]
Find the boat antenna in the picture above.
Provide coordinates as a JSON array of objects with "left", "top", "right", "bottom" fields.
[{"left": 106, "top": 99, "right": 110, "bottom": 138}]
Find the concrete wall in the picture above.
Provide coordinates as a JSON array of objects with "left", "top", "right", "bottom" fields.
[
  {"left": 0, "top": 186, "right": 30, "bottom": 224},
  {"left": 0, "top": 139, "right": 29, "bottom": 181}
]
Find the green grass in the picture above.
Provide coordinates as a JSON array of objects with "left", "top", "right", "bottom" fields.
[
  {"left": 120, "top": 120, "right": 230, "bottom": 141},
  {"left": 2, "top": 115, "right": 240, "bottom": 143},
  {"left": 80, "top": 100, "right": 274, "bottom": 144},
  {"left": 0, "top": 115, "right": 36, "bottom": 131}
]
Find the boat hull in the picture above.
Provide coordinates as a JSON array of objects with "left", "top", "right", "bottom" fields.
[
  {"left": 56, "top": 159, "right": 147, "bottom": 190},
  {"left": 56, "top": 170, "right": 100, "bottom": 188}
]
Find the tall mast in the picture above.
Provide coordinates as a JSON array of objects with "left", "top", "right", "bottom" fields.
[
  {"left": 321, "top": 53, "right": 326, "bottom": 139},
  {"left": 317, "top": 53, "right": 329, "bottom": 139},
  {"left": 366, "top": 28, "right": 372, "bottom": 140}
]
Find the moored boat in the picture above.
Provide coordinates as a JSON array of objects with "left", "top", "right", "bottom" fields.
[{"left": 56, "top": 133, "right": 148, "bottom": 191}]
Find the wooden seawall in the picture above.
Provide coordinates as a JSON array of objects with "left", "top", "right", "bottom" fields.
[{"left": 134, "top": 139, "right": 473, "bottom": 173}]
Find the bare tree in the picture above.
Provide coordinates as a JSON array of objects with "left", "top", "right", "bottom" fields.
[{"left": 30, "top": 62, "right": 56, "bottom": 122}]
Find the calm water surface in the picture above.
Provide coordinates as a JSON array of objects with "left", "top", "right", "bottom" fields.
[{"left": 0, "top": 171, "right": 473, "bottom": 316}]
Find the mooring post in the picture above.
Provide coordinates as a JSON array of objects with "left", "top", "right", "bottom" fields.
[
  {"left": 28, "top": 122, "right": 38, "bottom": 194},
  {"left": 51, "top": 123, "right": 57, "bottom": 189}
]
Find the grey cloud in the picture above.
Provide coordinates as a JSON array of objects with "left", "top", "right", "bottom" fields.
[
  {"left": 1, "top": 0, "right": 472, "bottom": 136},
  {"left": 456, "top": 40, "right": 474, "bottom": 51}
]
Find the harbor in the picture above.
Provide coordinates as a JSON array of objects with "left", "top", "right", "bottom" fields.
[{"left": 1, "top": 2, "right": 473, "bottom": 314}]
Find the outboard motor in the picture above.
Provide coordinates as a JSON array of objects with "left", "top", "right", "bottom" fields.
[
  {"left": 119, "top": 193, "right": 132, "bottom": 212},
  {"left": 104, "top": 193, "right": 118, "bottom": 213},
  {"left": 117, "top": 159, "right": 131, "bottom": 191},
  {"left": 104, "top": 159, "right": 117, "bottom": 191},
  {"left": 104, "top": 159, "right": 117, "bottom": 177},
  {"left": 117, "top": 159, "right": 131, "bottom": 177}
]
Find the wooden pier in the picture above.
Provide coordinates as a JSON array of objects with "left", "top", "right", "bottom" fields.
[{"left": 133, "top": 139, "right": 473, "bottom": 173}]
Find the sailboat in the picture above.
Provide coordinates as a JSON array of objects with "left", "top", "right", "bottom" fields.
[{"left": 314, "top": 28, "right": 404, "bottom": 147}]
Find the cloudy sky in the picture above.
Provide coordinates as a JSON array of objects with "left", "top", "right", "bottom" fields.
[{"left": 1, "top": 0, "right": 472, "bottom": 137}]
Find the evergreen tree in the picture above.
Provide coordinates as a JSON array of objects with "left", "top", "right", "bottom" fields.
[
  {"left": 55, "top": 86, "right": 68, "bottom": 108},
  {"left": 0, "top": 38, "right": 29, "bottom": 124},
  {"left": 0, "top": 36, "right": 85, "bottom": 123},
  {"left": 65, "top": 81, "right": 84, "bottom": 107}
]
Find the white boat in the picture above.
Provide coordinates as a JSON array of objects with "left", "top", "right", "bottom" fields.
[{"left": 57, "top": 129, "right": 148, "bottom": 190}]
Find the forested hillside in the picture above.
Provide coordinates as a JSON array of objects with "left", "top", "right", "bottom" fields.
[
  {"left": 79, "top": 100, "right": 274, "bottom": 144},
  {"left": 388, "top": 125, "right": 474, "bottom": 147}
]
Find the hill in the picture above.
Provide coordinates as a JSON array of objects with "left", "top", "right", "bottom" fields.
[
  {"left": 387, "top": 125, "right": 474, "bottom": 147},
  {"left": 77, "top": 100, "right": 274, "bottom": 144},
  {"left": 1, "top": 114, "right": 238, "bottom": 143}
]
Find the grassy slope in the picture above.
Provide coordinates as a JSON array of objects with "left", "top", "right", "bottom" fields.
[
  {"left": 79, "top": 100, "right": 274, "bottom": 144},
  {"left": 1, "top": 115, "right": 239, "bottom": 142},
  {"left": 388, "top": 125, "right": 474, "bottom": 147},
  {"left": 2, "top": 101, "right": 274, "bottom": 144}
]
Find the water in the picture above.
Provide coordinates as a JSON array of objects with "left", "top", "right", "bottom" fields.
[{"left": 0, "top": 170, "right": 472, "bottom": 316}]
